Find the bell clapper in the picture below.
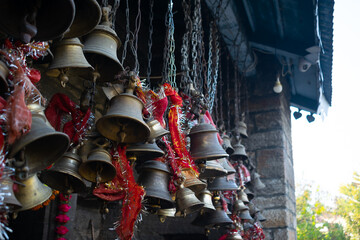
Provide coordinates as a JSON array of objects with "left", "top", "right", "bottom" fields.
[
  {"left": 59, "top": 68, "right": 70, "bottom": 88},
  {"left": 159, "top": 216, "right": 166, "bottom": 223}
]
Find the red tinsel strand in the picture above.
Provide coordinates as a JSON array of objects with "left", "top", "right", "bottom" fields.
[
  {"left": 204, "top": 110, "right": 223, "bottom": 145},
  {"left": 239, "top": 163, "right": 251, "bottom": 183}
]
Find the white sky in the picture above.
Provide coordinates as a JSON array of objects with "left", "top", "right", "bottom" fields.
[{"left": 292, "top": 0, "right": 360, "bottom": 199}]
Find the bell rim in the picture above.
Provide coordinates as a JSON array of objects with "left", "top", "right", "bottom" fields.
[
  {"left": 192, "top": 152, "right": 229, "bottom": 161},
  {"left": 78, "top": 160, "right": 116, "bottom": 183},
  {"left": 138, "top": 160, "right": 170, "bottom": 173},
  {"left": 188, "top": 123, "right": 218, "bottom": 135},
  {"left": 40, "top": 170, "right": 86, "bottom": 193}
]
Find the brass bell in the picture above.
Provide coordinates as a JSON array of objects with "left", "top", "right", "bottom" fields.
[
  {"left": 239, "top": 209, "right": 253, "bottom": 220},
  {"left": 126, "top": 142, "right": 164, "bottom": 163},
  {"left": 230, "top": 142, "right": 248, "bottom": 161},
  {"left": 14, "top": 174, "right": 52, "bottom": 211},
  {"left": 147, "top": 120, "right": 170, "bottom": 142},
  {"left": 222, "top": 135, "right": 234, "bottom": 155},
  {"left": 207, "top": 176, "right": 238, "bottom": 191},
  {"left": 192, "top": 202, "right": 233, "bottom": 228},
  {"left": 226, "top": 231, "right": 243, "bottom": 240},
  {"left": 0, "top": 0, "right": 75, "bottom": 42},
  {"left": 64, "top": 0, "right": 101, "bottom": 38},
  {"left": 244, "top": 188, "right": 254, "bottom": 201},
  {"left": 218, "top": 158, "right": 236, "bottom": 175},
  {"left": 199, "top": 160, "right": 227, "bottom": 179},
  {"left": 182, "top": 168, "right": 207, "bottom": 194},
  {"left": 248, "top": 202, "right": 260, "bottom": 217},
  {"left": 0, "top": 60, "right": 9, "bottom": 96},
  {"left": 233, "top": 120, "right": 248, "bottom": 139},
  {"left": 96, "top": 94, "right": 150, "bottom": 143},
  {"left": 189, "top": 123, "right": 228, "bottom": 161},
  {"left": 255, "top": 212, "right": 266, "bottom": 222},
  {"left": 238, "top": 189, "right": 249, "bottom": 204},
  {"left": 253, "top": 172, "right": 266, "bottom": 190},
  {"left": 10, "top": 105, "right": 70, "bottom": 176},
  {"left": 137, "top": 160, "right": 175, "bottom": 209},
  {"left": 2, "top": 177, "right": 22, "bottom": 210},
  {"left": 196, "top": 189, "right": 215, "bottom": 212},
  {"left": 40, "top": 148, "right": 86, "bottom": 194},
  {"left": 83, "top": 7, "right": 123, "bottom": 82},
  {"left": 233, "top": 199, "right": 249, "bottom": 214},
  {"left": 157, "top": 208, "right": 176, "bottom": 223},
  {"left": 176, "top": 186, "right": 204, "bottom": 216}
]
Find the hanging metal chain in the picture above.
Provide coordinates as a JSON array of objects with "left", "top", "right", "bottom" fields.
[
  {"left": 110, "top": 0, "right": 120, "bottom": 29},
  {"left": 208, "top": 22, "right": 220, "bottom": 113},
  {"left": 234, "top": 65, "right": 239, "bottom": 122},
  {"left": 132, "top": 0, "right": 141, "bottom": 73},
  {"left": 146, "top": 0, "right": 154, "bottom": 83},
  {"left": 180, "top": 0, "right": 192, "bottom": 94},
  {"left": 226, "top": 55, "right": 231, "bottom": 132},
  {"left": 121, "top": 0, "right": 130, "bottom": 65},
  {"left": 205, "top": 21, "right": 213, "bottom": 101},
  {"left": 191, "top": 0, "right": 201, "bottom": 91},
  {"left": 218, "top": 59, "right": 224, "bottom": 124},
  {"left": 166, "top": 0, "right": 177, "bottom": 89}
]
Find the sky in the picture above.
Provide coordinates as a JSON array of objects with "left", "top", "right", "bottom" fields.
[{"left": 292, "top": 0, "right": 360, "bottom": 201}]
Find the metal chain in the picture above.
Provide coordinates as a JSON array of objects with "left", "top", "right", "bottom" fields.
[
  {"left": 218, "top": 58, "right": 224, "bottom": 124},
  {"left": 180, "top": 0, "right": 192, "bottom": 94},
  {"left": 146, "top": 0, "right": 154, "bottom": 83},
  {"left": 132, "top": 0, "right": 141, "bottom": 73},
  {"left": 208, "top": 22, "right": 220, "bottom": 113},
  {"left": 110, "top": 0, "right": 121, "bottom": 29},
  {"left": 234, "top": 65, "right": 239, "bottom": 122},
  {"left": 167, "top": 0, "right": 177, "bottom": 89},
  {"left": 121, "top": 0, "right": 130, "bottom": 65},
  {"left": 191, "top": 0, "right": 201, "bottom": 91},
  {"left": 205, "top": 21, "right": 213, "bottom": 101},
  {"left": 226, "top": 55, "right": 231, "bottom": 132}
]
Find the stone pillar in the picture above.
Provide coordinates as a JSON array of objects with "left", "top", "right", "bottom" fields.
[{"left": 242, "top": 55, "right": 296, "bottom": 240}]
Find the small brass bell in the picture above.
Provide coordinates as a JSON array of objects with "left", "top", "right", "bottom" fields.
[
  {"left": 182, "top": 168, "right": 207, "bottom": 194},
  {"left": 14, "top": 174, "right": 52, "bottom": 211},
  {"left": 137, "top": 161, "right": 175, "bottom": 209},
  {"left": 253, "top": 172, "right": 266, "bottom": 190},
  {"left": 239, "top": 209, "right": 253, "bottom": 220},
  {"left": 96, "top": 94, "right": 150, "bottom": 143},
  {"left": 0, "top": 60, "right": 9, "bottom": 96},
  {"left": 157, "top": 208, "right": 176, "bottom": 223},
  {"left": 233, "top": 120, "right": 248, "bottom": 139},
  {"left": 83, "top": 7, "right": 123, "bottom": 82},
  {"left": 147, "top": 120, "right": 170, "bottom": 142},
  {"left": 248, "top": 202, "right": 260, "bottom": 217},
  {"left": 255, "top": 212, "right": 266, "bottom": 222},
  {"left": 2, "top": 177, "right": 22, "bottom": 210},
  {"left": 176, "top": 186, "right": 204, "bottom": 216},
  {"left": 196, "top": 189, "right": 215, "bottom": 212},
  {"left": 192, "top": 201, "right": 233, "bottom": 228},
  {"left": 207, "top": 176, "right": 238, "bottom": 191},
  {"left": 244, "top": 188, "right": 255, "bottom": 201},
  {"left": 233, "top": 199, "right": 249, "bottom": 214},
  {"left": 189, "top": 122, "right": 228, "bottom": 161},
  {"left": 126, "top": 142, "right": 164, "bottom": 163},
  {"left": 226, "top": 231, "right": 243, "bottom": 240},
  {"left": 218, "top": 158, "right": 236, "bottom": 175},
  {"left": 40, "top": 148, "right": 86, "bottom": 194},
  {"left": 10, "top": 104, "right": 70, "bottom": 176},
  {"left": 238, "top": 189, "right": 249, "bottom": 204},
  {"left": 0, "top": 0, "right": 75, "bottom": 42},
  {"left": 222, "top": 135, "right": 234, "bottom": 155},
  {"left": 64, "top": 0, "right": 101, "bottom": 38},
  {"left": 199, "top": 160, "right": 227, "bottom": 179},
  {"left": 230, "top": 142, "right": 248, "bottom": 161}
]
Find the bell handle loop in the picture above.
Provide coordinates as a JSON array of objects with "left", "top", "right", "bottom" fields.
[
  {"left": 59, "top": 68, "right": 69, "bottom": 88},
  {"left": 174, "top": 176, "right": 185, "bottom": 187},
  {"left": 93, "top": 137, "right": 110, "bottom": 149}
]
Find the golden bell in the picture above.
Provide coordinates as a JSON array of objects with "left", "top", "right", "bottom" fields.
[
  {"left": 137, "top": 160, "right": 175, "bottom": 209},
  {"left": 157, "top": 208, "right": 176, "bottom": 223},
  {"left": 192, "top": 202, "right": 233, "bottom": 228},
  {"left": 40, "top": 148, "right": 86, "bottom": 194},
  {"left": 96, "top": 94, "right": 150, "bottom": 143},
  {"left": 207, "top": 176, "right": 238, "bottom": 191},
  {"left": 176, "top": 186, "right": 204, "bottom": 216},
  {"left": 79, "top": 148, "right": 116, "bottom": 183},
  {"left": 226, "top": 231, "right": 243, "bottom": 240},
  {"left": 64, "top": 0, "right": 101, "bottom": 38},
  {"left": 230, "top": 142, "right": 248, "bottom": 161},
  {"left": 233, "top": 199, "right": 249, "bottom": 214},
  {"left": 10, "top": 106, "right": 70, "bottom": 176},
  {"left": 218, "top": 158, "right": 236, "bottom": 175},
  {"left": 196, "top": 189, "right": 215, "bottom": 212},
  {"left": 253, "top": 172, "right": 266, "bottom": 190},
  {"left": 14, "top": 174, "right": 52, "bottom": 211},
  {"left": 199, "top": 160, "right": 227, "bottom": 179},
  {"left": 0, "top": 60, "right": 9, "bottom": 96},
  {"left": 189, "top": 123, "right": 228, "bottom": 161},
  {"left": 2, "top": 177, "right": 22, "bottom": 210},
  {"left": 0, "top": 0, "right": 75, "bottom": 42},
  {"left": 222, "top": 135, "right": 234, "bottom": 155},
  {"left": 126, "top": 142, "right": 164, "bottom": 163},
  {"left": 147, "top": 120, "right": 170, "bottom": 142},
  {"left": 182, "top": 168, "right": 207, "bottom": 194},
  {"left": 238, "top": 189, "right": 249, "bottom": 204},
  {"left": 239, "top": 209, "right": 253, "bottom": 220}
]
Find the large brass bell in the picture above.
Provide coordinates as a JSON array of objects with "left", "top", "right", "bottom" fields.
[
  {"left": 126, "top": 142, "right": 164, "bottom": 163},
  {"left": 253, "top": 172, "right": 266, "bottom": 190},
  {"left": 64, "top": 0, "right": 101, "bottom": 38},
  {"left": 199, "top": 160, "right": 227, "bottom": 179},
  {"left": 189, "top": 122, "right": 228, "bottom": 161},
  {"left": 156, "top": 208, "right": 176, "bottom": 223},
  {"left": 14, "top": 174, "right": 52, "bottom": 211},
  {"left": 10, "top": 104, "right": 70, "bottom": 176},
  {"left": 222, "top": 135, "right": 234, "bottom": 155},
  {"left": 192, "top": 201, "right": 233, "bottom": 228},
  {"left": 176, "top": 186, "right": 204, "bottom": 216},
  {"left": 0, "top": 0, "right": 75, "bottom": 42},
  {"left": 137, "top": 160, "right": 175, "bottom": 209},
  {"left": 218, "top": 158, "right": 236, "bottom": 175},
  {"left": 40, "top": 148, "right": 86, "bottom": 194},
  {"left": 147, "top": 120, "right": 170, "bottom": 142},
  {"left": 196, "top": 189, "right": 215, "bottom": 212},
  {"left": 226, "top": 231, "right": 243, "bottom": 240},
  {"left": 83, "top": 7, "right": 123, "bottom": 82},
  {"left": 182, "top": 168, "right": 207, "bottom": 194},
  {"left": 207, "top": 176, "right": 239, "bottom": 191},
  {"left": 2, "top": 177, "right": 22, "bottom": 210},
  {"left": 230, "top": 142, "right": 248, "bottom": 161},
  {"left": 239, "top": 209, "right": 253, "bottom": 220},
  {"left": 96, "top": 94, "right": 150, "bottom": 143},
  {"left": 0, "top": 60, "right": 9, "bottom": 96}
]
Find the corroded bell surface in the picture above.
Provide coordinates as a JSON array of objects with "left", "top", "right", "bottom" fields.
[
  {"left": 239, "top": 209, "right": 253, "bottom": 220},
  {"left": 157, "top": 208, "right": 176, "bottom": 223},
  {"left": 230, "top": 142, "right": 248, "bottom": 161},
  {"left": 137, "top": 161, "right": 175, "bottom": 209},
  {"left": 196, "top": 189, "right": 215, "bottom": 212},
  {"left": 79, "top": 148, "right": 116, "bottom": 183},
  {"left": 0, "top": 0, "right": 75, "bottom": 42},
  {"left": 64, "top": 0, "right": 101, "bottom": 38},
  {"left": 207, "top": 176, "right": 238, "bottom": 191},
  {"left": 0, "top": 60, "right": 9, "bottom": 95},
  {"left": 126, "top": 142, "right": 164, "bottom": 162},
  {"left": 192, "top": 203, "right": 233, "bottom": 227},
  {"left": 253, "top": 172, "right": 266, "bottom": 190},
  {"left": 14, "top": 174, "right": 52, "bottom": 211},
  {"left": 48, "top": 38, "right": 94, "bottom": 72},
  {"left": 238, "top": 189, "right": 249, "bottom": 203},
  {"left": 147, "top": 120, "right": 170, "bottom": 142},
  {"left": 244, "top": 188, "right": 254, "bottom": 201},
  {"left": 233, "top": 200, "right": 249, "bottom": 213},
  {"left": 189, "top": 123, "right": 228, "bottom": 161},
  {"left": 40, "top": 149, "right": 86, "bottom": 194},
  {"left": 199, "top": 160, "right": 227, "bottom": 179},
  {"left": 96, "top": 94, "right": 150, "bottom": 143},
  {"left": 226, "top": 231, "right": 243, "bottom": 240},
  {"left": 218, "top": 158, "right": 236, "bottom": 175},
  {"left": 182, "top": 168, "right": 207, "bottom": 194},
  {"left": 83, "top": 19, "right": 123, "bottom": 82},
  {"left": 10, "top": 107, "right": 70, "bottom": 176},
  {"left": 2, "top": 177, "right": 22, "bottom": 210},
  {"left": 176, "top": 186, "right": 204, "bottom": 216},
  {"left": 222, "top": 135, "right": 234, "bottom": 155}
]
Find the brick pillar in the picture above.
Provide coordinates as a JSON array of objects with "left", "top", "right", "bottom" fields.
[{"left": 241, "top": 55, "right": 296, "bottom": 240}]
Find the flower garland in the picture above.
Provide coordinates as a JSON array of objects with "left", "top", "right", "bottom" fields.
[
  {"left": 55, "top": 193, "right": 72, "bottom": 240},
  {"left": 31, "top": 190, "right": 59, "bottom": 211}
]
